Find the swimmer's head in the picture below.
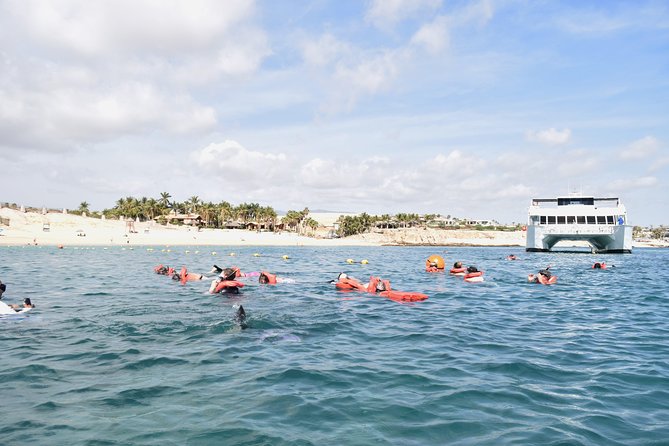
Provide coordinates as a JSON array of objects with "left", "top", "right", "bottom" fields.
[{"left": 221, "top": 268, "right": 237, "bottom": 281}]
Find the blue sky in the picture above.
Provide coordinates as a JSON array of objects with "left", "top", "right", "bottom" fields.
[{"left": 0, "top": 0, "right": 667, "bottom": 225}]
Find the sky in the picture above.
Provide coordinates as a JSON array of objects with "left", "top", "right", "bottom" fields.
[{"left": 0, "top": 0, "right": 668, "bottom": 225}]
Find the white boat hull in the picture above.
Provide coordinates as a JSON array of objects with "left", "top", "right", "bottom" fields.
[{"left": 526, "top": 224, "right": 632, "bottom": 253}]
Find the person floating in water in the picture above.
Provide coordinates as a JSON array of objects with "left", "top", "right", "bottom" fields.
[
  {"left": 463, "top": 266, "right": 485, "bottom": 283},
  {"left": 425, "top": 255, "right": 445, "bottom": 272},
  {"left": 506, "top": 254, "right": 517, "bottom": 260},
  {"left": 258, "top": 271, "right": 295, "bottom": 284},
  {"left": 209, "top": 268, "right": 245, "bottom": 294},
  {"left": 0, "top": 298, "right": 35, "bottom": 314},
  {"left": 592, "top": 262, "right": 607, "bottom": 269},
  {"left": 528, "top": 268, "right": 557, "bottom": 285},
  {"left": 0, "top": 280, "right": 6, "bottom": 299},
  {"left": 334, "top": 273, "right": 428, "bottom": 302},
  {"left": 450, "top": 261, "right": 466, "bottom": 275}
]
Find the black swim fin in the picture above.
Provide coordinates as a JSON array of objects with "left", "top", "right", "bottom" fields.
[{"left": 234, "top": 305, "right": 247, "bottom": 329}]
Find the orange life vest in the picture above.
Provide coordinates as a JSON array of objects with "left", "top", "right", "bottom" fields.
[
  {"left": 450, "top": 267, "right": 467, "bottom": 275},
  {"left": 260, "top": 271, "right": 277, "bottom": 284},
  {"left": 367, "top": 276, "right": 391, "bottom": 293},
  {"left": 335, "top": 277, "right": 368, "bottom": 291},
  {"left": 214, "top": 280, "right": 245, "bottom": 293},
  {"left": 463, "top": 271, "right": 484, "bottom": 283}
]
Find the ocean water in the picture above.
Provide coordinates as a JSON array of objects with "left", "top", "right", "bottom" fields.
[{"left": 1, "top": 245, "right": 668, "bottom": 445}]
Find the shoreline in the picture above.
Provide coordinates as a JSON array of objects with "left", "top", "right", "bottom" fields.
[{"left": 1, "top": 208, "right": 666, "bottom": 249}]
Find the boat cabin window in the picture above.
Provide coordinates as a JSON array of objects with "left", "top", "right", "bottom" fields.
[
  {"left": 567, "top": 216, "right": 576, "bottom": 224},
  {"left": 587, "top": 216, "right": 596, "bottom": 224},
  {"left": 548, "top": 216, "right": 556, "bottom": 224},
  {"left": 597, "top": 216, "right": 606, "bottom": 224},
  {"left": 577, "top": 216, "right": 586, "bottom": 224},
  {"left": 558, "top": 197, "right": 594, "bottom": 206},
  {"left": 607, "top": 216, "right": 614, "bottom": 224},
  {"left": 557, "top": 216, "right": 566, "bottom": 224},
  {"left": 540, "top": 216, "right": 547, "bottom": 224}
]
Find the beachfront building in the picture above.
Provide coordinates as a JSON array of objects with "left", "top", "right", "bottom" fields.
[{"left": 165, "top": 211, "right": 203, "bottom": 227}]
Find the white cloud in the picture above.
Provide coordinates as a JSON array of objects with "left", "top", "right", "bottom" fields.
[
  {"left": 556, "top": 149, "right": 598, "bottom": 176},
  {"left": 301, "top": 33, "right": 350, "bottom": 68},
  {"left": 365, "top": 0, "right": 441, "bottom": 29},
  {"left": 526, "top": 128, "right": 572, "bottom": 145},
  {"left": 0, "top": 82, "right": 216, "bottom": 151},
  {"left": 453, "top": 0, "right": 494, "bottom": 27},
  {"left": 648, "top": 157, "right": 669, "bottom": 173},
  {"left": 7, "top": 0, "right": 256, "bottom": 57},
  {"left": 619, "top": 136, "right": 659, "bottom": 160},
  {"left": 427, "top": 150, "right": 480, "bottom": 178},
  {"left": 609, "top": 176, "right": 658, "bottom": 190},
  {"left": 191, "top": 140, "right": 290, "bottom": 188},
  {"left": 411, "top": 15, "right": 450, "bottom": 54},
  {"left": 333, "top": 50, "right": 403, "bottom": 96}
]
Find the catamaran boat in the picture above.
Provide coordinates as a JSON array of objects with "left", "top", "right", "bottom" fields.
[{"left": 526, "top": 195, "right": 632, "bottom": 253}]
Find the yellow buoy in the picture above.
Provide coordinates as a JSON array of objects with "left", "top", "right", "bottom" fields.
[
  {"left": 195, "top": 251, "right": 199, "bottom": 254},
  {"left": 212, "top": 252, "right": 217, "bottom": 255},
  {"left": 282, "top": 255, "right": 289, "bottom": 260},
  {"left": 229, "top": 252, "right": 236, "bottom": 256},
  {"left": 253, "top": 253, "right": 261, "bottom": 257},
  {"left": 185, "top": 250, "right": 190, "bottom": 254},
  {"left": 346, "top": 258, "right": 354, "bottom": 264},
  {"left": 360, "top": 259, "right": 369, "bottom": 264},
  {"left": 426, "top": 254, "right": 445, "bottom": 269}
]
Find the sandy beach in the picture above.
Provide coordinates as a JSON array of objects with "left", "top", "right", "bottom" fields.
[
  {"left": 0, "top": 208, "right": 524, "bottom": 248},
  {"left": 1, "top": 208, "right": 665, "bottom": 248}
]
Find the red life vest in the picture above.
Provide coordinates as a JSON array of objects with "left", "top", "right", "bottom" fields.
[
  {"left": 260, "top": 271, "right": 277, "bottom": 284},
  {"left": 379, "top": 290, "right": 429, "bottom": 302},
  {"left": 463, "top": 271, "right": 484, "bottom": 283},
  {"left": 336, "top": 277, "right": 367, "bottom": 291},
  {"left": 214, "top": 280, "right": 245, "bottom": 293}
]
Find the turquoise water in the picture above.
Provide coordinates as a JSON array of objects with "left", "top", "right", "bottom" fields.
[{"left": 1, "top": 245, "right": 668, "bottom": 445}]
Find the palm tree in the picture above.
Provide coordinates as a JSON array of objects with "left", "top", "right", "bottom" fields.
[
  {"left": 159, "top": 192, "right": 171, "bottom": 208},
  {"left": 144, "top": 198, "right": 160, "bottom": 220},
  {"left": 187, "top": 196, "right": 200, "bottom": 214},
  {"left": 78, "top": 201, "right": 90, "bottom": 215},
  {"left": 219, "top": 201, "right": 234, "bottom": 227}
]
